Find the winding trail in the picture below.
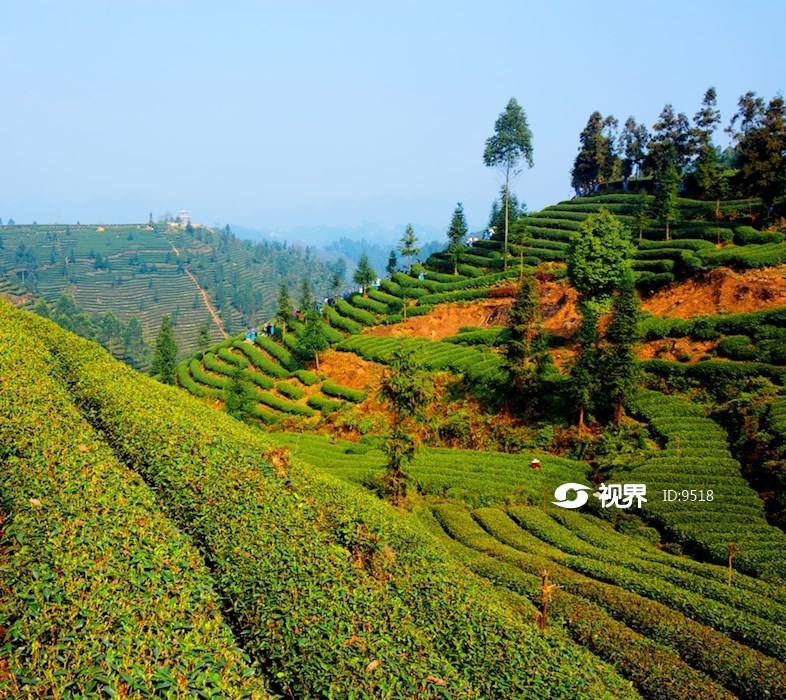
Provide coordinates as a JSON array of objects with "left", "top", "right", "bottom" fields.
[{"left": 168, "top": 242, "right": 228, "bottom": 338}]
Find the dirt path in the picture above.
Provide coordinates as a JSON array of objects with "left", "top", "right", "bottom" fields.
[{"left": 169, "top": 242, "right": 228, "bottom": 338}]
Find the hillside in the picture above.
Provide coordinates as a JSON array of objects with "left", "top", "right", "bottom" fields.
[
  {"left": 0, "top": 221, "right": 338, "bottom": 363},
  {"left": 4, "top": 190, "right": 786, "bottom": 698},
  {"left": 0, "top": 298, "right": 641, "bottom": 698}
]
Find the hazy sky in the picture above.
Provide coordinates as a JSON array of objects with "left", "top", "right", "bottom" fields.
[{"left": 1, "top": 0, "right": 784, "bottom": 236}]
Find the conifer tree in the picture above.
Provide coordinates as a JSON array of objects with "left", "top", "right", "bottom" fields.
[
  {"left": 569, "top": 302, "right": 600, "bottom": 432},
  {"left": 152, "top": 314, "right": 178, "bottom": 384},
  {"left": 446, "top": 202, "right": 468, "bottom": 275},
  {"left": 386, "top": 249, "right": 397, "bottom": 276},
  {"left": 379, "top": 345, "right": 434, "bottom": 505},
  {"left": 299, "top": 278, "right": 312, "bottom": 310},
  {"left": 603, "top": 269, "right": 641, "bottom": 422},
  {"left": 728, "top": 92, "right": 786, "bottom": 207},
  {"left": 505, "top": 269, "right": 547, "bottom": 415},
  {"left": 353, "top": 252, "right": 376, "bottom": 296},
  {"left": 196, "top": 321, "right": 211, "bottom": 351},
  {"left": 691, "top": 87, "right": 726, "bottom": 201},
  {"left": 298, "top": 307, "right": 329, "bottom": 370},
  {"left": 224, "top": 368, "right": 254, "bottom": 421},
  {"left": 276, "top": 281, "right": 293, "bottom": 334},
  {"left": 399, "top": 225, "right": 419, "bottom": 272},
  {"left": 653, "top": 165, "right": 680, "bottom": 240}
]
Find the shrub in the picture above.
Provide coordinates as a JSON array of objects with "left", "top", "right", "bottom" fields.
[
  {"left": 335, "top": 298, "right": 376, "bottom": 325},
  {"left": 306, "top": 395, "right": 345, "bottom": 413},
  {"left": 325, "top": 306, "right": 362, "bottom": 334},
  {"left": 291, "top": 369, "right": 318, "bottom": 385},
  {"left": 350, "top": 293, "right": 388, "bottom": 314},
  {"left": 716, "top": 335, "right": 757, "bottom": 361},
  {"left": 321, "top": 380, "right": 367, "bottom": 403},
  {"left": 253, "top": 336, "right": 300, "bottom": 371},
  {"left": 734, "top": 226, "right": 784, "bottom": 245},
  {"left": 277, "top": 381, "right": 305, "bottom": 400}
]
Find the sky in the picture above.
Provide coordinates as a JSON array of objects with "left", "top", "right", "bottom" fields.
[{"left": 1, "top": 0, "right": 784, "bottom": 239}]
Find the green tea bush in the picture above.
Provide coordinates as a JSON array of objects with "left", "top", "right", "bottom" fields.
[
  {"left": 368, "top": 288, "right": 404, "bottom": 312},
  {"left": 335, "top": 298, "right": 376, "bottom": 325},
  {"left": 324, "top": 306, "right": 362, "bottom": 334},
  {"left": 277, "top": 381, "right": 305, "bottom": 400},
  {"left": 306, "top": 395, "right": 345, "bottom": 413},
  {"left": 218, "top": 346, "right": 249, "bottom": 368},
  {"left": 29, "top": 305, "right": 633, "bottom": 699},
  {"left": 237, "top": 340, "right": 290, "bottom": 378},
  {"left": 716, "top": 335, "right": 757, "bottom": 361},
  {"left": 291, "top": 368, "right": 318, "bottom": 385},
  {"left": 634, "top": 271, "right": 675, "bottom": 291},
  {"left": 350, "top": 293, "right": 388, "bottom": 314},
  {"left": 698, "top": 243, "right": 786, "bottom": 270},
  {"left": 0, "top": 312, "right": 270, "bottom": 698},
  {"left": 321, "top": 380, "right": 367, "bottom": 403},
  {"left": 734, "top": 226, "right": 784, "bottom": 245},
  {"left": 253, "top": 336, "right": 299, "bottom": 371}
]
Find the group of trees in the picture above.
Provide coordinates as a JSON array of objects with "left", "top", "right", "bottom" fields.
[
  {"left": 33, "top": 294, "right": 151, "bottom": 370},
  {"left": 570, "top": 88, "right": 786, "bottom": 207},
  {"left": 502, "top": 210, "right": 641, "bottom": 429},
  {"left": 566, "top": 210, "right": 640, "bottom": 427}
]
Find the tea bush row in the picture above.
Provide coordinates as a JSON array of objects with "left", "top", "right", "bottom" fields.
[
  {"left": 0, "top": 307, "right": 270, "bottom": 698},
  {"left": 37, "top": 309, "right": 631, "bottom": 698}
]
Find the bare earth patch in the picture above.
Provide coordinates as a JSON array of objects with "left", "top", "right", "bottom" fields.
[
  {"left": 318, "top": 348, "right": 382, "bottom": 393},
  {"left": 641, "top": 266, "right": 786, "bottom": 317},
  {"left": 364, "top": 299, "right": 514, "bottom": 340},
  {"left": 638, "top": 338, "right": 717, "bottom": 363}
]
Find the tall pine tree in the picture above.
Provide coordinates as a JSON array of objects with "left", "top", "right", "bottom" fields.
[
  {"left": 446, "top": 202, "right": 468, "bottom": 275},
  {"left": 152, "top": 314, "right": 178, "bottom": 384},
  {"left": 603, "top": 269, "right": 640, "bottom": 422}
]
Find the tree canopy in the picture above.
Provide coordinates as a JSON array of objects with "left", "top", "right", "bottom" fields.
[
  {"left": 446, "top": 202, "right": 468, "bottom": 275},
  {"left": 484, "top": 97, "right": 533, "bottom": 270},
  {"left": 152, "top": 314, "right": 178, "bottom": 384},
  {"left": 353, "top": 252, "right": 376, "bottom": 296},
  {"left": 567, "top": 210, "right": 634, "bottom": 300}
]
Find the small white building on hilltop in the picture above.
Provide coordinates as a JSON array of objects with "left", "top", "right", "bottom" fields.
[{"left": 178, "top": 210, "right": 191, "bottom": 228}]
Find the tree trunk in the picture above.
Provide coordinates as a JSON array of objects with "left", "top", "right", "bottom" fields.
[
  {"left": 503, "top": 174, "right": 510, "bottom": 272},
  {"left": 578, "top": 405, "right": 585, "bottom": 434},
  {"left": 614, "top": 396, "right": 623, "bottom": 423},
  {"left": 315, "top": 352, "right": 320, "bottom": 372}
]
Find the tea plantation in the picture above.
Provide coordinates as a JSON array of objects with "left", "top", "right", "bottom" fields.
[{"left": 3, "top": 189, "right": 786, "bottom": 698}]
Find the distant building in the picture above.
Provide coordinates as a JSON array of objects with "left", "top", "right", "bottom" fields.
[{"left": 178, "top": 210, "right": 191, "bottom": 228}]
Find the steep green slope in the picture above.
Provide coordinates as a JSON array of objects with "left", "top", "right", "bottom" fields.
[
  {"left": 0, "top": 222, "right": 336, "bottom": 359},
  {"left": 0, "top": 298, "right": 637, "bottom": 699}
]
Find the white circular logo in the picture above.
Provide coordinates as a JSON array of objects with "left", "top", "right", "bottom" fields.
[{"left": 552, "top": 483, "right": 592, "bottom": 509}]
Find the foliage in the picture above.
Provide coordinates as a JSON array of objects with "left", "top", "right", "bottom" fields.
[
  {"left": 321, "top": 380, "right": 367, "bottom": 403},
  {"left": 652, "top": 165, "right": 681, "bottom": 240},
  {"left": 297, "top": 307, "right": 329, "bottom": 370},
  {"left": 152, "top": 313, "right": 178, "bottom": 384},
  {"left": 352, "top": 251, "right": 376, "bottom": 295},
  {"left": 399, "top": 224, "right": 420, "bottom": 272},
  {"left": 728, "top": 92, "right": 786, "bottom": 206},
  {"left": 275, "top": 281, "right": 293, "bottom": 334},
  {"left": 446, "top": 202, "right": 469, "bottom": 274},
  {"left": 484, "top": 97, "right": 534, "bottom": 269},
  {"left": 504, "top": 269, "right": 547, "bottom": 415},
  {"left": 602, "top": 269, "right": 641, "bottom": 421},
  {"left": 224, "top": 367, "right": 255, "bottom": 420},
  {"left": 567, "top": 209, "right": 634, "bottom": 300},
  {"left": 571, "top": 111, "right": 618, "bottom": 189},
  {"left": 379, "top": 345, "right": 435, "bottom": 504}
]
